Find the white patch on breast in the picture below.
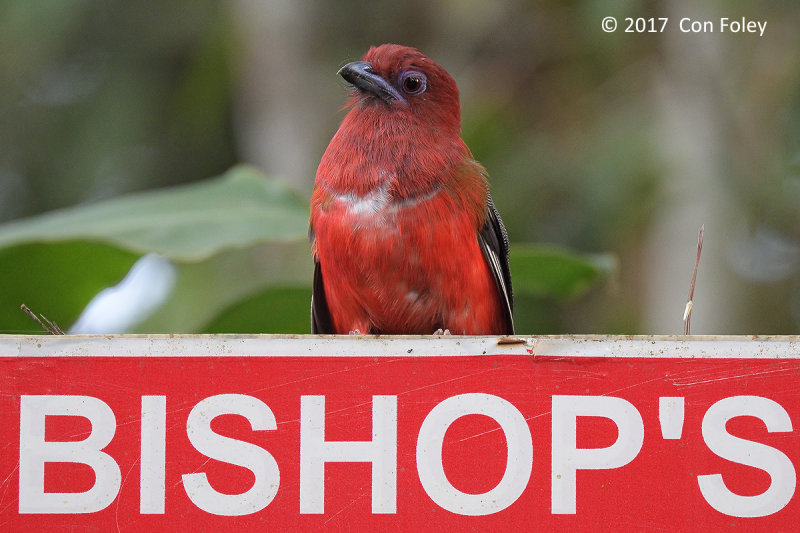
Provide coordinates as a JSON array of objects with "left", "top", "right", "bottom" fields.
[
  {"left": 335, "top": 181, "right": 392, "bottom": 216},
  {"left": 405, "top": 290, "right": 420, "bottom": 302},
  {"left": 325, "top": 168, "right": 442, "bottom": 224}
]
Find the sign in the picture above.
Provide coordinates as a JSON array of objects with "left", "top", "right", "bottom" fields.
[{"left": 1, "top": 335, "right": 799, "bottom": 531}]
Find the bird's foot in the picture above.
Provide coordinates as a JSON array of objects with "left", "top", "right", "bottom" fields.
[
  {"left": 348, "top": 329, "right": 362, "bottom": 335},
  {"left": 433, "top": 328, "right": 451, "bottom": 335}
]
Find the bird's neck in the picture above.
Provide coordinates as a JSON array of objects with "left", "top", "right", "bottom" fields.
[{"left": 317, "top": 108, "right": 466, "bottom": 200}]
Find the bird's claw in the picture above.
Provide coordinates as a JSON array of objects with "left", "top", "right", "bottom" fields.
[
  {"left": 348, "top": 329, "right": 362, "bottom": 335},
  {"left": 433, "top": 328, "right": 451, "bottom": 335}
]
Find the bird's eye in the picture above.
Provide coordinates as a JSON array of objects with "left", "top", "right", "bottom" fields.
[{"left": 398, "top": 70, "right": 427, "bottom": 96}]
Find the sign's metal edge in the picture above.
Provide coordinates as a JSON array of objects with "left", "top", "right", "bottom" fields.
[{"left": 1, "top": 334, "right": 799, "bottom": 359}]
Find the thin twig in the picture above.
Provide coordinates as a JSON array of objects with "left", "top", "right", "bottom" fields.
[
  {"left": 683, "top": 225, "right": 704, "bottom": 335},
  {"left": 21, "top": 304, "right": 65, "bottom": 335}
]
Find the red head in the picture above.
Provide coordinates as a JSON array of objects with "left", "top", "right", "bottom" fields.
[{"left": 338, "top": 44, "right": 461, "bottom": 135}]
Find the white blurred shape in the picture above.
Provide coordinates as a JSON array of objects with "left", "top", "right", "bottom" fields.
[
  {"left": 69, "top": 253, "right": 176, "bottom": 334},
  {"left": 729, "top": 226, "right": 800, "bottom": 283}
]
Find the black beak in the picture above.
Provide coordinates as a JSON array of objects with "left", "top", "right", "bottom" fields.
[{"left": 338, "top": 61, "right": 407, "bottom": 105}]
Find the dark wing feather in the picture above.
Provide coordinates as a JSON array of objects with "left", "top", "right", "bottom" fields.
[
  {"left": 477, "top": 192, "right": 514, "bottom": 334},
  {"left": 311, "top": 259, "right": 334, "bottom": 333}
]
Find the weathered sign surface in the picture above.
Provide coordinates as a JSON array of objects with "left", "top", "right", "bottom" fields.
[{"left": 1, "top": 335, "right": 798, "bottom": 531}]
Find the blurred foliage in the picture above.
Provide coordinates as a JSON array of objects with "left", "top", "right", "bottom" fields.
[
  {"left": 511, "top": 245, "right": 616, "bottom": 301},
  {"left": 0, "top": 0, "right": 236, "bottom": 220},
  {"left": 0, "top": 166, "right": 315, "bottom": 333},
  {"left": 0, "top": 165, "right": 310, "bottom": 259},
  {"left": 0, "top": 167, "right": 612, "bottom": 334},
  {"left": 0, "top": 1, "right": 798, "bottom": 333},
  {"left": 0, "top": 241, "right": 139, "bottom": 334}
]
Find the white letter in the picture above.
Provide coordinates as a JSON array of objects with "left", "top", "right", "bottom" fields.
[
  {"left": 182, "top": 394, "right": 279, "bottom": 516},
  {"left": 141, "top": 396, "right": 166, "bottom": 514},
  {"left": 698, "top": 396, "right": 795, "bottom": 517},
  {"left": 416, "top": 393, "right": 532, "bottom": 516},
  {"left": 299, "top": 395, "right": 397, "bottom": 514},
  {"left": 551, "top": 395, "right": 644, "bottom": 514},
  {"left": 19, "top": 395, "right": 121, "bottom": 514}
]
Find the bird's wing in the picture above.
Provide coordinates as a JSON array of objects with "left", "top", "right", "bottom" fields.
[
  {"left": 311, "top": 259, "right": 334, "bottom": 334},
  {"left": 477, "top": 192, "right": 515, "bottom": 334}
]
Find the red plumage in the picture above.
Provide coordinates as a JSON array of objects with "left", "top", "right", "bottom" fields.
[{"left": 310, "top": 44, "right": 513, "bottom": 335}]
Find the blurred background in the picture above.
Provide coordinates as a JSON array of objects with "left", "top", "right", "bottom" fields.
[{"left": 1, "top": 0, "right": 799, "bottom": 335}]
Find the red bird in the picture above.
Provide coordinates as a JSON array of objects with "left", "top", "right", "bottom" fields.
[{"left": 310, "top": 44, "right": 513, "bottom": 335}]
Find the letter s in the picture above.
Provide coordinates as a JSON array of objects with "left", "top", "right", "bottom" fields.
[{"left": 698, "top": 396, "right": 795, "bottom": 517}]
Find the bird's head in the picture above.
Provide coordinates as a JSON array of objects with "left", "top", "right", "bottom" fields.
[{"left": 338, "top": 44, "right": 461, "bottom": 133}]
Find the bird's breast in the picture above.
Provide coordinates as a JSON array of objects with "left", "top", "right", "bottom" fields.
[
  {"left": 311, "top": 182, "right": 498, "bottom": 334},
  {"left": 317, "top": 178, "right": 444, "bottom": 230},
  {"left": 325, "top": 182, "right": 392, "bottom": 219}
]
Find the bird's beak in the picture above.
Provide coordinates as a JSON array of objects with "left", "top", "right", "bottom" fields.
[{"left": 338, "top": 61, "right": 407, "bottom": 105}]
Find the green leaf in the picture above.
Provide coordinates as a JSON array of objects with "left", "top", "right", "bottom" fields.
[
  {"left": 202, "top": 286, "right": 312, "bottom": 334},
  {"left": 0, "top": 165, "right": 309, "bottom": 261},
  {"left": 510, "top": 244, "right": 616, "bottom": 300},
  {"left": 0, "top": 166, "right": 313, "bottom": 334},
  {"left": 134, "top": 242, "right": 311, "bottom": 333},
  {"left": 0, "top": 241, "right": 139, "bottom": 334}
]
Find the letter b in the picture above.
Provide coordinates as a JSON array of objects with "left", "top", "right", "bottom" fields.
[{"left": 19, "top": 395, "right": 121, "bottom": 513}]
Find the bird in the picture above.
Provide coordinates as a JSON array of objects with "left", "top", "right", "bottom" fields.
[{"left": 309, "top": 44, "right": 513, "bottom": 335}]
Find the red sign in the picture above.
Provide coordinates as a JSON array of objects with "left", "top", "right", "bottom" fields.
[{"left": 1, "top": 335, "right": 799, "bottom": 531}]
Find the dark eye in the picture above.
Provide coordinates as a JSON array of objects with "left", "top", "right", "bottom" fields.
[{"left": 398, "top": 70, "right": 427, "bottom": 96}]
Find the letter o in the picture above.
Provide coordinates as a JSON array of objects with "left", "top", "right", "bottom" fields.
[{"left": 416, "top": 393, "right": 532, "bottom": 515}]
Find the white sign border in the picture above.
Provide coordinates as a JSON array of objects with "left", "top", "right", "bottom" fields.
[{"left": 2, "top": 334, "right": 799, "bottom": 359}]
